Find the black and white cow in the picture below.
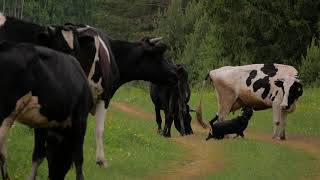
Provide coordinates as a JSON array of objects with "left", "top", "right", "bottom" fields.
[
  {"left": 197, "top": 64, "right": 303, "bottom": 140},
  {"left": 0, "top": 41, "right": 92, "bottom": 180},
  {"left": 64, "top": 25, "right": 179, "bottom": 167},
  {"left": 150, "top": 65, "right": 193, "bottom": 137}
]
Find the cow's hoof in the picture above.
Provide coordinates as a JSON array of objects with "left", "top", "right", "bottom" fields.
[
  {"left": 157, "top": 129, "right": 162, "bottom": 134},
  {"left": 96, "top": 160, "right": 108, "bottom": 168},
  {"left": 163, "top": 133, "right": 171, "bottom": 138},
  {"left": 280, "top": 136, "right": 286, "bottom": 140}
]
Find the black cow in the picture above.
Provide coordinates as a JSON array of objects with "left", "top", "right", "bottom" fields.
[
  {"left": 0, "top": 41, "right": 92, "bottom": 180},
  {"left": 0, "top": 14, "right": 78, "bottom": 55},
  {"left": 150, "top": 65, "right": 193, "bottom": 137},
  {"left": 0, "top": 15, "right": 117, "bottom": 174}
]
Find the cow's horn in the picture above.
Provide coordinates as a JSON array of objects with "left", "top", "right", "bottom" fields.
[{"left": 149, "top": 37, "right": 163, "bottom": 44}]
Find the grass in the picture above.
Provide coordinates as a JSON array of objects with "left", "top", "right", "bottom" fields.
[
  {"left": 189, "top": 86, "right": 320, "bottom": 136},
  {"left": 207, "top": 139, "right": 316, "bottom": 180},
  {"left": 6, "top": 85, "right": 184, "bottom": 179},
  {"left": 5, "top": 84, "right": 320, "bottom": 179}
]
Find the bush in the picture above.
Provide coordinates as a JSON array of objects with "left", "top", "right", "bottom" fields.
[{"left": 299, "top": 42, "right": 320, "bottom": 87}]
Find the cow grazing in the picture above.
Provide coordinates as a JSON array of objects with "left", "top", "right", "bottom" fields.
[
  {"left": 150, "top": 65, "right": 193, "bottom": 137},
  {"left": 0, "top": 41, "right": 92, "bottom": 180},
  {"left": 205, "top": 107, "right": 253, "bottom": 140},
  {"left": 197, "top": 64, "right": 303, "bottom": 140}
]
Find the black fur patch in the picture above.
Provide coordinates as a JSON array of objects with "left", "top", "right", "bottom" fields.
[
  {"left": 246, "top": 70, "right": 257, "bottom": 86},
  {"left": 287, "top": 81, "right": 303, "bottom": 109},
  {"left": 261, "top": 64, "right": 278, "bottom": 77},
  {"left": 269, "top": 93, "right": 272, "bottom": 99},
  {"left": 253, "top": 76, "right": 270, "bottom": 99}
]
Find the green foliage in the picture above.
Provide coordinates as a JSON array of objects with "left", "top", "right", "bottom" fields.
[
  {"left": 300, "top": 41, "right": 320, "bottom": 87},
  {"left": 1, "top": 0, "right": 320, "bottom": 86}
]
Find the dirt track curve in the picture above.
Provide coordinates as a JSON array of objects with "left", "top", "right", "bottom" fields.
[{"left": 112, "top": 101, "right": 320, "bottom": 180}]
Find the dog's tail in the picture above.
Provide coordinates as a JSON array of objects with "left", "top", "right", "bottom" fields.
[{"left": 196, "top": 72, "right": 210, "bottom": 129}]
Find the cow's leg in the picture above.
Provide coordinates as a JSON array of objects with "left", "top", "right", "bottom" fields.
[
  {"left": 95, "top": 100, "right": 107, "bottom": 167},
  {"left": 279, "top": 111, "right": 288, "bottom": 140},
  {"left": 216, "top": 88, "right": 238, "bottom": 122},
  {"left": 0, "top": 116, "right": 15, "bottom": 180},
  {"left": 47, "top": 132, "right": 72, "bottom": 180},
  {"left": 29, "top": 129, "right": 47, "bottom": 180},
  {"left": 155, "top": 106, "right": 162, "bottom": 133},
  {"left": 72, "top": 122, "right": 86, "bottom": 180},
  {"left": 173, "top": 114, "right": 182, "bottom": 135},
  {"left": 162, "top": 113, "right": 174, "bottom": 137},
  {"left": 272, "top": 105, "right": 281, "bottom": 139}
]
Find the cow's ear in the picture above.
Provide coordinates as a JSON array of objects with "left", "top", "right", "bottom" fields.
[{"left": 274, "top": 79, "right": 284, "bottom": 87}]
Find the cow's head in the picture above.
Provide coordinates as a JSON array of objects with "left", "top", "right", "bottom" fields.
[
  {"left": 37, "top": 26, "right": 79, "bottom": 56},
  {"left": 110, "top": 37, "right": 178, "bottom": 86},
  {"left": 275, "top": 76, "right": 303, "bottom": 111}
]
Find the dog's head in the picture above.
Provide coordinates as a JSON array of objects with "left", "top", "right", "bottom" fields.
[
  {"left": 241, "top": 106, "right": 253, "bottom": 120},
  {"left": 205, "top": 115, "right": 218, "bottom": 140}
]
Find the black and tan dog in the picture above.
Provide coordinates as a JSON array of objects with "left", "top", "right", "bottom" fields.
[{"left": 206, "top": 107, "right": 253, "bottom": 140}]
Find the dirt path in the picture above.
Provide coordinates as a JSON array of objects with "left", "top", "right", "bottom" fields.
[
  {"left": 112, "top": 101, "right": 320, "bottom": 180},
  {"left": 112, "top": 101, "right": 227, "bottom": 180}
]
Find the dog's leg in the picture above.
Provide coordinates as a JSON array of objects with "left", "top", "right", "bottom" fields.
[{"left": 233, "top": 134, "right": 239, "bottom": 139}]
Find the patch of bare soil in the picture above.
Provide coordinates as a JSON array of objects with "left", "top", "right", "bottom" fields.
[
  {"left": 111, "top": 101, "right": 227, "bottom": 180},
  {"left": 247, "top": 131, "right": 320, "bottom": 180},
  {"left": 112, "top": 101, "right": 154, "bottom": 120}
]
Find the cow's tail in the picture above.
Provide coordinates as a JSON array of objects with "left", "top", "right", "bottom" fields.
[{"left": 196, "top": 72, "right": 210, "bottom": 129}]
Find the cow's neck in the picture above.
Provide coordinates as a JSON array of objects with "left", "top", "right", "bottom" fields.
[{"left": 110, "top": 40, "right": 145, "bottom": 92}]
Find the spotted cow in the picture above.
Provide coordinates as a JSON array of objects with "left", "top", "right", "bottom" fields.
[{"left": 197, "top": 64, "right": 303, "bottom": 140}]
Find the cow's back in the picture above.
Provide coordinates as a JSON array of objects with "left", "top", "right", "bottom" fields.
[{"left": 209, "top": 64, "right": 298, "bottom": 110}]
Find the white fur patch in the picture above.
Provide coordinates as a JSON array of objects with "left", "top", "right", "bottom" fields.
[
  {"left": 97, "top": 36, "right": 110, "bottom": 64},
  {"left": 15, "top": 93, "right": 72, "bottom": 128},
  {"left": 0, "top": 13, "right": 6, "bottom": 27},
  {"left": 61, "top": 30, "right": 74, "bottom": 50}
]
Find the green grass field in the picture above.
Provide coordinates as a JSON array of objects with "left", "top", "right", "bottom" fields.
[{"left": 5, "top": 84, "right": 320, "bottom": 179}]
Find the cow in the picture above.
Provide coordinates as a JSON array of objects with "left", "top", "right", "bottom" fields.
[
  {"left": 149, "top": 64, "right": 193, "bottom": 137},
  {"left": 196, "top": 64, "right": 303, "bottom": 140},
  {"left": 30, "top": 24, "right": 179, "bottom": 168},
  {"left": 0, "top": 15, "right": 117, "bottom": 175},
  {"left": 0, "top": 41, "right": 92, "bottom": 180},
  {"left": 0, "top": 13, "right": 78, "bottom": 56}
]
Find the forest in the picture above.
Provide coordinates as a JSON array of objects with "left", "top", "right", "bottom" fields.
[{"left": 1, "top": 0, "right": 319, "bottom": 86}]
